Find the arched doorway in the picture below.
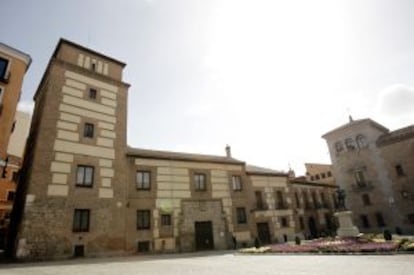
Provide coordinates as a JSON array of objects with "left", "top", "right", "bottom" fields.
[{"left": 308, "top": 216, "right": 318, "bottom": 239}]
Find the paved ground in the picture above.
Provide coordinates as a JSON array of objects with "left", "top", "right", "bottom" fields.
[{"left": 0, "top": 251, "right": 413, "bottom": 275}]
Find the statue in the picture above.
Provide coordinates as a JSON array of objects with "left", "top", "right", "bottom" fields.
[{"left": 335, "top": 188, "right": 347, "bottom": 211}]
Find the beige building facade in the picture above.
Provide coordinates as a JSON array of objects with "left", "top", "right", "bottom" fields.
[
  {"left": 323, "top": 117, "right": 414, "bottom": 235},
  {"left": 9, "top": 39, "right": 337, "bottom": 260}
]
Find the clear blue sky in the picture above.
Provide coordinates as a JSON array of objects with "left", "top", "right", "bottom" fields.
[{"left": 2, "top": 0, "right": 414, "bottom": 174}]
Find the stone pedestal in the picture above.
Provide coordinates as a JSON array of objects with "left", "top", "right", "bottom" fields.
[{"left": 334, "top": 211, "right": 360, "bottom": 237}]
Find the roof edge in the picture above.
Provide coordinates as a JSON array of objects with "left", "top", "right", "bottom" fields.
[
  {"left": 0, "top": 42, "right": 32, "bottom": 70},
  {"left": 56, "top": 38, "right": 126, "bottom": 67}
]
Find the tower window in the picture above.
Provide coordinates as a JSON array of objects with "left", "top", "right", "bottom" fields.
[
  {"left": 0, "top": 57, "right": 9, "bottom": 80},
  {"left": 395, "top": 164, "right": 405, "bottom": 177},
  {"left": 345, "top": 138, "right": 356, "bottom": 151},
  {"left": 194, "top": 173, "right": 206, "bottom": 191},
  {"left": 83, "top": 123, "right": 94, "bottom": 138},
  {"left": 362, "top": 194, "right": 371, "bottom": 206},
  {"left": 76, "top": 165, "right": 94, "bottom": 187},
  {"left": 89, "top": 88, "right": 97, "bottom": 99},
  {"left": 73, "top": 209, "right": 90, "bottom": 232}
]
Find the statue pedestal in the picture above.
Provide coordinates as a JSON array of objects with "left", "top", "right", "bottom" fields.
[{"left": 334, "top": 211, "right": 360, "bottom": 237}]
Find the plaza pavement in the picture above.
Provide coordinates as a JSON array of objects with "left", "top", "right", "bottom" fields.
[{"left": 0, "top": 251, "right": 413, "bottom": 275}]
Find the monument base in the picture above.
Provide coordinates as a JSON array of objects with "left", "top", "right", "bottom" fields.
[{"left": 334, "top": 211, "right": 360, "bottom": 237}]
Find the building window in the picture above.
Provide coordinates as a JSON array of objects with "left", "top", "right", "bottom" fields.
[
  {"left": 275, "top": 190, "right": 285, "bottom": 209},
  {"left": 335, "top": 141, "right": 343, "bottom": 153},
  {"left": 7, "top": 191, "right": 15, "bottom": 201},
  {"left": 91, "top": 62, "right": 96, "bottom": 71},
  {"left": 161, "top": 214, "right": 171, "bottom": 226},
  {"left": 236, "top": 207, "right": 247, "bottom": 224},
  {"left": 299, "top": 216, "right": 305, "bottom": 230},
  {"left": 255, "top": 191, "right": 265, "bottom": 210},
  {"left": 327, "top": 171, "right": 332, "bottom": 177},
  {"left": 280, "top": 217, "right": 288, "bottom": 227},
  {"left": 136, "top": 171, "right": 151, "bottom": 190},
  {"left": 360, "top": 214, "right": 370, "bottom": 228},
  {"left": 321, "top": 173, "right": 326, "bottom": 179},
  {"left": 375, "top": 212, "right": 386, "bottom": 227},
  {"left": 0, "top": 87, "right": 3, "bottom": 104},
  {"left": 232, "top": 175, "right": 242, "bottom": 191},
  {"left": 362, "top": 194, "right": 371, "bottom": 206},
  {"left": 12, "top": 171, "right": 18, "bottom": 182},
  {"left": 194, "top": 173, "right": 206, "bottom": 191},
  {"left": 356, "top": 135, "right": 368, "bottom": 149},
  {"left": 137, "top": 210, "right": 151, "bottom": 230},
  {"left": 354, "top": 170, "right": 366, "bottom": 187},
  {"left": 76, "top": 165, "right": 94, "bottom": 187},
  {"left": 320, "top": 192, "right": 327, "bottom": 208},
  {"left": 83, "top": 123, "right": 94, "bottom": 138},
  {"left": 73, "top": 209, "right": 90, "bottom": 232},
  {"left": 0, "top": 57, "right": 9, "bottom": 80},
  {"left": 310, "top": 176, "right": 314, "bottom": 181},
  {"left": 312, "top": 191, "right": 319, "bottom": 208},
  {"left": 88, "top": 88, "right": 97, "bottom": 99},
  {"left": 395, "top": 164, "right": 405, "bottom": 177},
  {"left": 294, "top": 192, "right": 300, "bottom": 208},
  {"left": 315, "top": 174, "right": 320, "bottom": 180},
  {"left": 345, "top": 138, "right": 356, "bottom": 151}
]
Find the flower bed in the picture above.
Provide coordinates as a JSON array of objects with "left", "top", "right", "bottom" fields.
[{"left": 239, "top": 236, "right": 408, "bottom": 254}]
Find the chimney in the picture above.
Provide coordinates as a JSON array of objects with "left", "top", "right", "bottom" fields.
[{"left": 225, "top": 144, "right": 231, "bottom": 158}]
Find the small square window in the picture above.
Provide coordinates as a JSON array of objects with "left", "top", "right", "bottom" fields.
[
  {"left": 161, "top": 214, "right": 171, "bottom": 226},
  {"left": 83, "top": 123, "right": 94, "bottom": 138},
  {"left": 89, "top": 88, "right": 97, "bottom": 99},
  {"left": 395, "top": 164, "right": 405, "bottom": 177}
]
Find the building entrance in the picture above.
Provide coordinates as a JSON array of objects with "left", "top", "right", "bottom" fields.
[
  {"left": 195, "top": 221, "right": 214, "bottom": 250},
  {"left": 257, "top": 222, "right": 271, "bottom": 244}
]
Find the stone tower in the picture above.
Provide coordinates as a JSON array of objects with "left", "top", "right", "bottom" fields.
[{"left": 9, "top": 39, "right": 130, "bottom": 259}]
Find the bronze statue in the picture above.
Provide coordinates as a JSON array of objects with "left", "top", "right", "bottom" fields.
[{"left": 335, "top": 188, "right": 347, "bottom": 211}]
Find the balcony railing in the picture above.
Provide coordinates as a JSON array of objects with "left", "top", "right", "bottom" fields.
[
  {"left": 255, "top": 203, "right": 269, "bottom": 211},
  {"left": 351, "top": 181, "right": 374, "bottom": 192},
  {"left": 275, "top": 203, "right": 289, "bottom": 210}
]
